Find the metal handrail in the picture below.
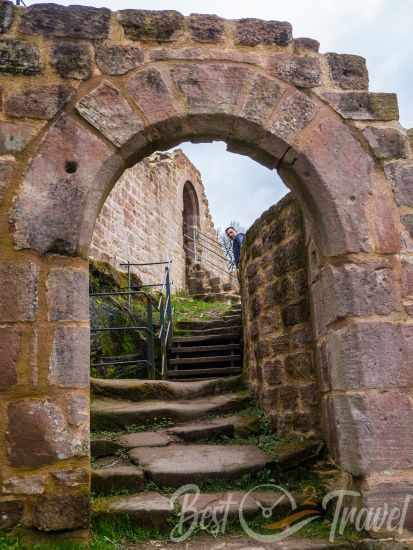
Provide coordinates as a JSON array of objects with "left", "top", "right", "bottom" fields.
[
  {"left": 184, "top": 226, "right": 236, "bottom": 273},
  {"left": 90, "top": 260, "right": 174, "bottom": 380}
]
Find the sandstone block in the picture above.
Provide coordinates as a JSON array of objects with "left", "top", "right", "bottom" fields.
[
  {"left": 0, "top": 156, "right": 15, "bottom": 204},
  {"left": 235, "top": 18, "right": 292, "bottom": 47},
  {"left": 189, "top": 14, "right": 225, "bottom": 43},
  {"left": 324, "top": 391, "right": 413, "bottom": 476},
  {"left": 127, "top": 67, "right": 178, "bottom": 125},
  {"left": 0, "top": 1, "right": 13, "bottom": 34},
  {"left": 326, "top": 53, "right": 369, "bottom": 90},
  {"left": 2, "top": 474, "right": 46, "bottom": 495},
  {"left": 5, "top": 84, "right": 74, "bottom": 120},
  {"left": 11, "top": 114, "right": 122, "bottom": 256},
  {"left": 49, "top": 326, "right": 90, "bottom": 388},
  {"left": 32, "top": 495, "right": 89, "bottom": 531},
  {"left": 95, "top": 44, "right": 144, "bottom": 75},
  {"left": 323, "top": 91, "right": 399, "bottom": 121},
  {"left": 241, "top": 74, "right": 282, "bottom": 126},
  {"left": 363, "top": 126, "right": 408, "bottom": 160},
  {"left": 402, "top": 257, "right": 413, "bottom": 297},
  {"left": 282, "top": 299, "right": 309, "bottom": 326},
  {"left": 285, "top": 352, "right": 313, "bottom": 381},
  {"left": 117, "top": 10, "right": 184, "bottom": 41},
  {"left": 0, "top": 38, "right": 41, "bottom": 75},
  {"left": 170, "top": 63, "right": 250, "bottom": 115},
  {"left": 20, "top": 4, "right": 110, "bottom": 39},
  {"left": 270, "top": 90, "right": 318, "bottom": 141},
  {"left": 384, "top": 161, "right": 413, "bottom": 207},
  {"left": 361, "top": 474, "right": 413, "bottom": 530},
  {"left": 0, "top": 261, "right": 38, "bottom": 322},
  {"left": 272, "top": 236, "right": 306, "bottom": 276},
  {"left": 262, "top": 360, "right": 284, "bottom": 386},
  {"left": 52, "top": 469, "right": 89, "bottom": 488},
  {"left": 319, "top": 322, "right": 413, "bottom": 392},
  {"left": 0, "top": 327, "right": 20, "bottom": 390},
  {"left": 294, "top": 37, "right": 320, "bottom": 52},
  {"left": 67, "top": 393, "right": 89, "bottom": 427},
  {"left": 268, "top": 54, "right": 321, "bottom": 88},
  {"left": 47, "top": 268, "right": 89, "bottom": 321},
  {"left": 6, "top": 399, "right": 88, "bottom": 468},
  {"left": 0, "top": 120, "right": 38, "bottom": 154},
  {"left": 401, "top": 214, "right": 413, "bottom": 240},
  {"left": 51, "top": 41, "right": 93, "bottom": 80},
  {"left": 311, "top": 262, "right": 401, "bottom": 336},
  {"left": 76, "top": 81, "right": 144, "bottom": 147},
  {"left": 408, "top": 128, "right": 413, "bottom": 151},
  {"left": 0, "top": 500, "right": 23, "bottom": 529}
]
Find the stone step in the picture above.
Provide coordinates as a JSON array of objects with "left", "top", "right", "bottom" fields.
[
  {"left": 170, "top": 343, "right": 241, "bottom": 354},
  {"left": 133, "top": 535, "right": 356, "bottom": 549},
  {"left": 91, "top": 392, "right": 250, "bottom": 432},
  {"left": 169, "top": 355, "right": 241, "bottom": 366},
  {"left": 167, "top": 367, "right": 242, "bottom": 379},
  {"left": 174, "top": 326, "right": 242, "bottom": 336},
  {"left": 172, "top": 332, "right": 241, "bottom": 344},
  {"left": 176, "top": 319, "right": 242, "bottom": 331},
  {"left": 128, "top": 444, "right": 270, "bottom": 487},
  {"left": 91, "top": 375, "right": 243, "bottom": 402},
  {"left": 92, "top": 465, "right": 145, "bottom": 495},
  {"left": 93, "top": 492, "right": 174, "bottom": 529},
  {"left": 92, "top": 415, "right": 259, "bottom": 459},
  {"left": 166, "top": 414, "right": 259, "bottom": 442}
]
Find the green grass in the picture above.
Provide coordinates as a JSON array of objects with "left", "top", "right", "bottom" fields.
[{"left": 172, "top": 296, "right": 232, "bottom": 323}]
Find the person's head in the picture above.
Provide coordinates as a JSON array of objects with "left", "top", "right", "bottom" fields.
[{"left": 225, "top": 226, "right": 237, "bottom": 240}]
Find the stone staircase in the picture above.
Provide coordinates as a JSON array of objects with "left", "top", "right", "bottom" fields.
[
  {"left": 187, "top": 261, "right": 240, "bottom": 303},
  {"left": 168, "top": 304, "right": 243, "bottom": 380},
  {"left": 90, "top": 376, "right": 324, "bottom": 533}
]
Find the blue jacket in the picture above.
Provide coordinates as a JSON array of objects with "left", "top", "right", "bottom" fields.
[{"left": 233, "top": 233, "right": 245, "bottom": 267}]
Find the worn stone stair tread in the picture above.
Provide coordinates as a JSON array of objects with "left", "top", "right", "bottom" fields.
[
  {"left": 91, "top": 375, "right": 243, "bottom": 401},
  {"left": 128, "top": 444, "right": 270, "bottom": 486},
  {"left": 91, "top": 392, "right": 250, "bottom": 431},
  {"left": 135, "top": 535, "right": 355, "bottom": 549},
  {"left": 168, "top": 367, "right": 242, "bottom": 378},
  {"left": 176, "top": 320, "right": 242, "bottom": 330},
  {"left": 172, "top": 333, "right": 242, "bottom": 344},
  {"left": 94, "top": 492, "right": 174, "bottom": 528},
  {"left": 166, "top": 414, "right": 258, "bottom": 442},
  {"left": 169, "top": 355, "right": 241, "bottom": 365},
  {"left": 92, "top": 465, "right": 145, "bottom": 494},
  {"left": 175, "top": 326, "right": 242, "bottom": 336},
  {"left": 117, "top": 431, "right": 173, "bottom": 449},
  {"left": 176, "top": 489, "right": 302, "bottom": 520},
  {"left": 170, "top": 343, "right": 241, "bottom": 354}
]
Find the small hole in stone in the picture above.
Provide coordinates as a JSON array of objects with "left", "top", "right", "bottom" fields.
[
  {"left": 65, "top": 161, "right": 78, "bottom": 174},
  {"left": 350, "top": 195, "right": 356, "bottom": 202}
]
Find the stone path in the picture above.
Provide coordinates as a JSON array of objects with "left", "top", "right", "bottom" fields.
[{"left": 91, "top": 375, "right": 324, "bottom": 531}]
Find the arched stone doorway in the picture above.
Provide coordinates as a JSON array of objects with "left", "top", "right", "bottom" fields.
[
  {"left": 1, "top": 4, "right": 411, "bottom": 532},
  {"left": 182, "top": 180, "right": 200, "bottom": 265}
]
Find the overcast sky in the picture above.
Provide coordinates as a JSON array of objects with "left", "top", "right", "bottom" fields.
[{"left": 32, "top": 0, "right": 413, "bottom": 230}]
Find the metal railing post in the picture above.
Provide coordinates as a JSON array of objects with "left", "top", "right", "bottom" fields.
[
  {"left": 127, "top": 261, "right": 132, "bottom": 313},
  {"left": 146, "top": 298, "right": 155, "bottom": 379}
]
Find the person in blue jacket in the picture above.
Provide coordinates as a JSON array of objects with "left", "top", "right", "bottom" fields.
[{"left": 225, "top": 226, "right": 245, "bottom": 269}]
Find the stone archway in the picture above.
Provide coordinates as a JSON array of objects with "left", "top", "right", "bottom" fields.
[{"left": 1, "top": 3, "right": 412, "bottom": 532}]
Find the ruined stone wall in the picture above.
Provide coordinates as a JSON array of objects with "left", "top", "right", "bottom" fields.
[
  {"left": 90, "top": 149, "right": 230, "bottom": 291},
  {"left": 240, "top": 194, "right": 320, "bottom": 439}
]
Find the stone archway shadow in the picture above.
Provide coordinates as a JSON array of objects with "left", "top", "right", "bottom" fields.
[{"left": 1, "top": 3, "right": 412, "bottom": 533}]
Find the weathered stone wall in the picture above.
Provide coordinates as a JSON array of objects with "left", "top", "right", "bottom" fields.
[
  {"left": 241, "top": 194, "right": 320, "bottom": 439},
  {"left": 1, "top": 1, "right": 412, "bottom": 535},
  {"left": 90, "top": 149, "right": 229, "bottom": 291}
]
